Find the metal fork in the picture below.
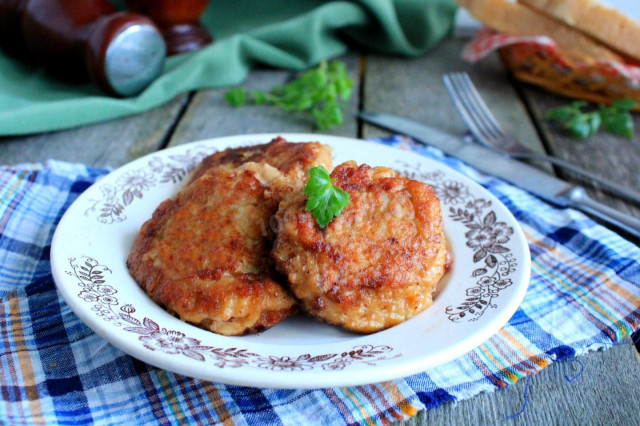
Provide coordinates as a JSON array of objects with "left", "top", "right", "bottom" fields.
[{"left": 443, "top": 72, "right": 640, "bottom": 205}]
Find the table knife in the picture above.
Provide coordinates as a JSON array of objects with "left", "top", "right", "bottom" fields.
[{"left": 359, "top": 111, "right": 640, "bottom": 239}]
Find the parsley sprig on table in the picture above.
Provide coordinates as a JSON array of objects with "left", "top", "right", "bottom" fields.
[
  {"left": 545, "top": 98, "right": 638, "bottom": 138},
  {"left": 304, "top": 166, "right": 350, "bottom": 228},
  {"left": 225, "top": 60, "right": 353, "bottom": 130}
]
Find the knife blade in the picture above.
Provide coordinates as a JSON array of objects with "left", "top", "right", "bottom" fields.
[{"left": 359, "top": 111, "right": 640, "bottom": 239}]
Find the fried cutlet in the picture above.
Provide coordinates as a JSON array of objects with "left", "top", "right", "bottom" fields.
[
  {"left": 127, "top": 162, "right": 298, "bottom": 336},
  {"left": 189, "top": 136, "right": 333, "bottom": 185},
  {"left": 271, "top": 161, "right": 449, "bottom": 334},
  {"left": 128, "top": 138, "right": 333, "bottom": 336}
]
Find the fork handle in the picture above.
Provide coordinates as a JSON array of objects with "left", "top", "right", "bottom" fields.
[
  {"left": 513, "top": 152, "right": 640, "bottom": 205},
  {"left": 565, "top": 187, "right": 640, "bottom": 239}
]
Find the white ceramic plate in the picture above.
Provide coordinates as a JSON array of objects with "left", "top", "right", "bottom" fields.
[{"left": 51, "top": 133, "right": 531, "bottom": 389}]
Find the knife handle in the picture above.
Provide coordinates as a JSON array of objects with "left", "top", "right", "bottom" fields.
[{"left": 566, "top": 187, "right": 640, "bottom": 239}]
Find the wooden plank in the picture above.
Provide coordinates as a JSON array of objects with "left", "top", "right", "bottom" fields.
[
  {"left": 0, "top": 94, "right": 189, "bottom": 168},
  {"left": 361, "top": 38, "right": 545, "bottom": 163},
  {"left": 165, "top": 53, "right": 361, "bottom": 147},
  {"left": 397, "top": 343, "right": 640, "bottom": 425}
]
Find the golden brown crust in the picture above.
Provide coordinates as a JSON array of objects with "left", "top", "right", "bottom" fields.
[
  {"left": 127, "top": 163, "right": 298, "bottom": 336},
  {"left": 128, "top": 138, "right": 333, "bottom": 336},
  {"left": 190, "top": 136, "right": 333, "bottom": 186},
  {"left": 271, "top": 161, "right": 449, "bottom": 334},
  {"left": 155, "top": 274, "right": 298, "bottom": 336}
]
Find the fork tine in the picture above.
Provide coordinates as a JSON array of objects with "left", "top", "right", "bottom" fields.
[
  {"left": 447, "top": 73, "right": 503, "bottom": 142},
  {"left": 455, "top": 73, "right": 504, "bottom": 137},
  {"left": 443, "top": 73, "right": 496, "bottom": 143},
  {"left": 442, "top": 74, "right": 486, "bottom": 139},
  {"left": 444, "top": 72, "right": 505, "bottom": 143}
]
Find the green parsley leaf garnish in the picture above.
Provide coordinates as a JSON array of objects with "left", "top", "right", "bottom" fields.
[
  {"left": 304, "top": 166, "right": 350, "bottom": 228},
  {"left": 600, "top": 99, "right": 637, "bottom": 138},
  {"left": 224, "top": 87, "right": 248, "bottom": 107},
  {"left": 545, "top": 98, "right": 637, "bottom": 139},
  {"left": 224, "top": 60, "right": 353, "bottom": 130}
]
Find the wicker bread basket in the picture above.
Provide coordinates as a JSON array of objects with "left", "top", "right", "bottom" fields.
[{"left": 499, "top": 43, "right": 640, "bottom": 110}]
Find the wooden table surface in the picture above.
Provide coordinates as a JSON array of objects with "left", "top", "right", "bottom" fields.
[{"left": 2, "top": 36, "right": 640, "bottom": 424}]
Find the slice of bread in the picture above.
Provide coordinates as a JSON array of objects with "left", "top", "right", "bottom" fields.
[
  {"left": 520, "top": 0, "right": 640, "bottom": 61},
  {"left": 457, "top": 0, "right": 623, "bottom": 62}
]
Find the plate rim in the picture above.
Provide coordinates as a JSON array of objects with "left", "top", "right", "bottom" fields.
[{"left": 51, "top": 133, "right": 531, "bottom": 389}]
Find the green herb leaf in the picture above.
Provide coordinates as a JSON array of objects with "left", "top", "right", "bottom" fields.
[
  {"left": 585, "top": 112, "right": 602, "bottom": 136},
  {"left": 572, "top": 113, "right": 600, "bottom": 138},
  {"left": 612, "top": 98, "right": 638, "bottom": 112},
  {"left": 304, "top": 166, "right": 350, "bottom": 228},
  {"left": 225, "top": 88, "right": 248, "bottom": 107},
  {"left": 223, "top": 60, "right": 353, "bottom": 130},
  {"left": 545, "top": 98, "right": 636, "bottom": 139},
  {"left": 604, "top": 111, "right": 634, "bottom": 138},
  {"left": 252, "top": 90, "right": 267, "bottom": 105},
  {"left": 544, "top": 105, "right": 575, "bottom": 122}
]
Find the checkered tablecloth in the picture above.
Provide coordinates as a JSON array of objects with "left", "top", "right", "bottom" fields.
[{"left": 1, "top": 136, "right": 639, "bottom": 425}]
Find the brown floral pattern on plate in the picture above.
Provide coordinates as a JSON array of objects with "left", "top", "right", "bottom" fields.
[
  {"left": 84, "top": 146, "right": 216, "bottom": 224},
  {"left": 397, "top": 161, "right": 516, "bottom": 322},
  {"left": 66, "top": 256, "right": 401, "bottom": 371}
]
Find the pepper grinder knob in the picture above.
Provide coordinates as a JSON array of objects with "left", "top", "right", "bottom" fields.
[{"left": 86, "top": 13, "right": 166, "bottom": 97}]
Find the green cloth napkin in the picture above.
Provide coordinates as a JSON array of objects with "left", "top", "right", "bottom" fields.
[{"left": 0, "top": 0, "right": 456, "bottom": 136}]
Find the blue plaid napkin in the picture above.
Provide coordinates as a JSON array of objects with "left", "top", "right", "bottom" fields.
[{"left": 1, "top": 136, "right": 639, "bottom": 425}]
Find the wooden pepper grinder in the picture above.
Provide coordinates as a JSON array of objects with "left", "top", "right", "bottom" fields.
[
  {"left": 126, "top": 0, "right": 212, "bottom": 55},
  {"left": 0, "top": 0, "right": 167, "bottom": 97}
]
